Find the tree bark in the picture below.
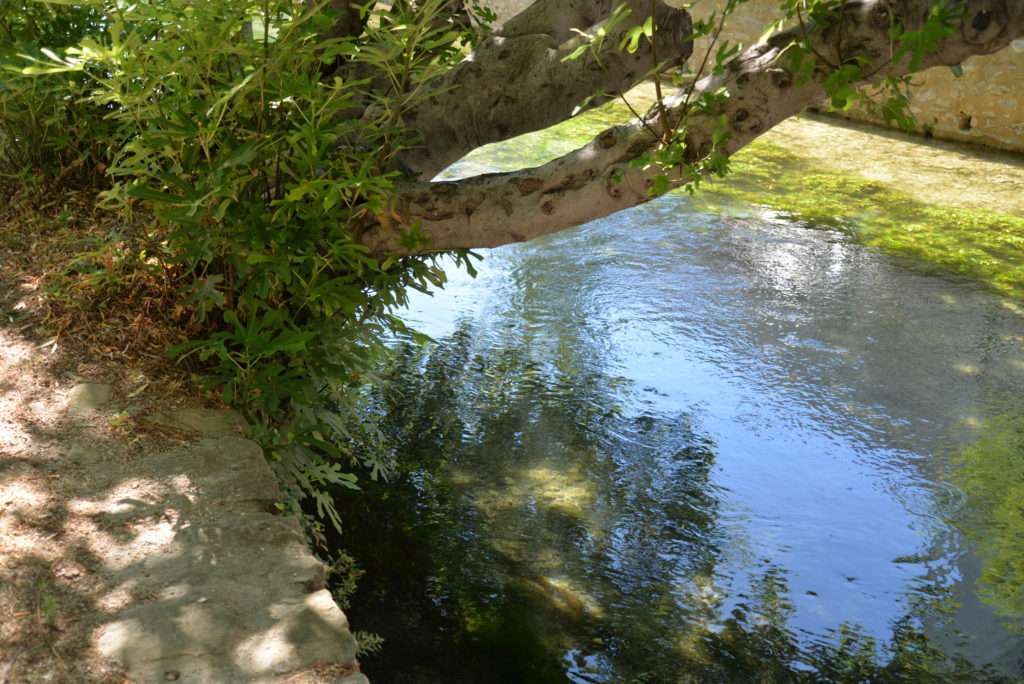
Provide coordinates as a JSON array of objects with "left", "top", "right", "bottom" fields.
[
  {"left": 395, "top": 0, "right": 693, "bottom": 178},
  {"left": 358, "top": 0, "right": 1024, "bottom": 255}
]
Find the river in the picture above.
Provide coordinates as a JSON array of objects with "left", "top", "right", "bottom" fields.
[{"left": 331, "top": 112, "right": 1024, "bottom": 682}]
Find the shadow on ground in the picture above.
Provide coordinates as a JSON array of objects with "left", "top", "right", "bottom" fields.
[{"left": 0, "top": 326, "right": 364, "bottom": 684}]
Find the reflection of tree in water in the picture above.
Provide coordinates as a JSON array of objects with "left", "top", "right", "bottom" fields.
[
  {"left": 673, "top": 564, "right": 1009, "bottom": 683},
  {"left": 332, "top": 311, "right": 722, "bottom": 681},
  {"left": 329, "top": 312, "right": 1013, "bottom": 683}
]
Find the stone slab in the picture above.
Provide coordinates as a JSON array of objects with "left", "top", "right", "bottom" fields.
[
  {"left": 90, "top": 426, "right": 363, "bottom": 683},
  {"left": 67, "top": 382, "right": 113, "bottom": 414}
]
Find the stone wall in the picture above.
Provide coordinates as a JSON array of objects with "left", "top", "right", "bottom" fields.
[
  {"left": 484, "top": 0, "right": 1024, "bottom": 152},
  {"left": 688, "top": 0, "right": 1024, "bottom": 152}
]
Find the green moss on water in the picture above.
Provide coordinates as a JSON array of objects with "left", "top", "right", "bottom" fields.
[
  {"left": 463, "top": 101, "right": 633, "bottom": 172},
  {"left": 693, "top": 141, "right": 1024, "bottom": 299},
  {"left": 955, "top": 413, "right": 1024, "bottom": 628},
  {"left": 472, "top": 102, "right": 1024, "bottom": 299}
]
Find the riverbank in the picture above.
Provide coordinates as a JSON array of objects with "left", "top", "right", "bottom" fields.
[
  {"left": 336, "top": 92, "right": 1024, "bottom": 681},
  {"left": 460, "top": 82, "right": 1024, "bottom": 299},
  {"left": 2, "top": 79, "right": 1021, "bottom": 682},
  {"left": 694, "top": 114, "right": 1024, "bottom": 299},
  {"left": 0, "top": 320, "right": 366, "bottom": 681}
]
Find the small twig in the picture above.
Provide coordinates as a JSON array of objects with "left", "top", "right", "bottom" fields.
[
  {"left": 649, "top": 0, "right": 672, "bottom": 141},
  {"left": 681, "top": 4, "right": 731, "bottom": 117},
  {"left": 795, "top": 3, "right": 838, "bottom": 70},
  {"left": 618, "top": 93, "right": 662, "bottom": 142}
]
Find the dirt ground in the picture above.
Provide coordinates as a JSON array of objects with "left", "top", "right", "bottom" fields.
[
  {"left": 0, "top": 196, "right": 196, "bottom": 681},
  {"left": 0, "top": 323, "right": 171, "bottom": 682},
  {"left": 0, "top": 238, "right": 363, "bottom": 682}
]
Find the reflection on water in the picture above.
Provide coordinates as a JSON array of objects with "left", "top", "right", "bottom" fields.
[
  {"left": 331, "top": 125, "right": 1024, "bottom": 682},
  {"left": 954, "top": 414, "right": 1024, "bottom": 629}
]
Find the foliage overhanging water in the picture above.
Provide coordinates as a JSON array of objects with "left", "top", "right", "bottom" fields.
[{"left": 330, "top": 110, "right": 1024, "bottom": 682}]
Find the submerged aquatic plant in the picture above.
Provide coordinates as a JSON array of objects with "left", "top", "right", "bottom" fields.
[
  {"left": 954, "top": 413, "right": 1024, "bottom": 629},
  {"left": 693, "top": 141, "right": 1024, "bottom": 299}
]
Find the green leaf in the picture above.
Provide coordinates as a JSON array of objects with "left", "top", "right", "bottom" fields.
[
  {"left": 562, "top": 44, "right": 589, "bottom": 62},
  {"left": 218, "top": 140, "right": 262, "bottom": 169},
  {"left": 125, "top": 184, "right": 180, "bottom": 205},
  {"left": 649, "top": 174, "right": 670, "bottom": 197},
  {"left": 642, "top": 15, "right": 654, "bottom": 39},
  {"left": 205, "top": 69, "right": 259, "bottom": 118}
]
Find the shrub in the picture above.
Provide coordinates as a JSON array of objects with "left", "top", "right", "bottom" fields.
[
  {"left": 0, "top": 3, "right": 115, "bottom": 191},
  {"left": 4, "top": 0, "right": 483, "bottom": 540}
]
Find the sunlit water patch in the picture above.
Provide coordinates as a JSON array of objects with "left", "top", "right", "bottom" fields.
[{"left": 330, "top": 119, "right": 1024, "bottom": 682}]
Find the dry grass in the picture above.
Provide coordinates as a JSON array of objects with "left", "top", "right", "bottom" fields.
[
  {"left": 0, "top": 189, "right": 204, "bottom": 397},
  {"left": 0, "top": 190, "right": 211, "bottom": 682}
]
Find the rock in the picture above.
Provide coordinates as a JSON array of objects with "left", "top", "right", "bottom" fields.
[
  {"left": 150, "top": 408, "right": 247, "bottom": 438},
  {"left": 67, "top": 383, "right": 112, "bottom": 414},
  {"left": 338, "top": 675, "right": 370, "bottom": 684},
  {"left": 55, "top": 561, "right": 85, "bottom": 581},
  {"left": 91, "top": 435, "right": 363, "bottom": 683},
  {"left": 690, "top": 0, "right": 1024, "bottom": 153}
]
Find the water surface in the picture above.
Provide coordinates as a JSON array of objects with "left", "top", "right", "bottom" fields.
[{"left": 334, "top": 120, "right": 1024, "bottom": 682}]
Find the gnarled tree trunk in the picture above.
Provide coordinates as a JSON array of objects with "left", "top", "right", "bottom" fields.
[{"left": 344, "top": 0, "right": 1024, "bottom": 256}]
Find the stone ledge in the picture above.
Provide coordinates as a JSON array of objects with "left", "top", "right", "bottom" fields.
[{"left": 89, "top": 408, "right": 364, "bottom": 683}]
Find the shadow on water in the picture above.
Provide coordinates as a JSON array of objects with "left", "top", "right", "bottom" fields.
[
  {"left": 328, "top": 313, "right": 1018, "bottom": 682},
  {"left": 333, "top": 308, "right": 719, "bottom": 678},
  {"left": 325, "top": 106, "right": 1024, "bottom": 682}
]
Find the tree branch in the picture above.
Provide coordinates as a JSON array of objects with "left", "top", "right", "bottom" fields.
[
  {"left": 394, "top": 0, "right": 693, "bottom": 178},
  {"left": 358, "top": 0, "right": 1024, "bottom": 255}
]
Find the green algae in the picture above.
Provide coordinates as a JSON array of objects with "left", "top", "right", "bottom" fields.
[
  {"left": 469, "top": 103, "right": 1024, "bottom": 300},
  {"left": 692, "top": 141, "right": 1024, "bottom": 299},
  {"left": 458, "top": 100, "right": 632, "bottom": 172},
  {"left": 954, "top": 412, "right": 1024, "bottom": 629}
]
